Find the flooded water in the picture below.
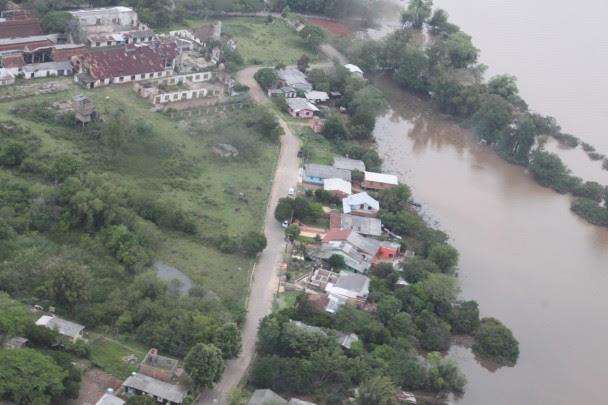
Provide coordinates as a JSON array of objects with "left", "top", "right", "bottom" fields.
[
  {"left": 432, "top": 0, "right": 608, "bottom": 184},
  {"left": 373, "top": 75, "right": 608, "bottom": 404}
]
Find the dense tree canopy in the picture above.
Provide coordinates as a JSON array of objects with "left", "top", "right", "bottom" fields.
[
  {"left": 184, "top": 343, "right": 225, "bottom": 391},
  {"left": 473, "top": 318, "right": 520, "bottom": 363},
  {"left": 0, "top": 349, "right": 66, "bottom": 405}
]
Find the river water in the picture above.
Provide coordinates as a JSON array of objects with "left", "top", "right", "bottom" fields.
[
  {"left": 368, "top": 1, "right": 608, "bottom": 403},
  {"left": 432, "top": 0, "right": 608, "bottom": 184},
  {"left": 373, "top": 77, "right": 608, "bottom": 404}
]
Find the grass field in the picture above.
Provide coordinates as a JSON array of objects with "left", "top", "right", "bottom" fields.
[
  {"left": 0, "top": 83, "right": 278, "bottom": 306},
  {"left": 220, "top": 17, "right": 319, "bottom": 66},
  {"left": 89, "top": 336, "right": 148, "bottom": 379},
  {"left": 296, "top": 126, "right": 338, "bottom": 165}
]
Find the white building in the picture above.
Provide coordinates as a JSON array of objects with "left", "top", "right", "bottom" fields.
[
  {"left": 69, "top": 7, "right": 141, "bottom": 34},
  {"left": 344, "top": 63, "right": 364, "bottom": 78},
  {"left": 323, "top": 178, "right": 352, "bottom": 196},
  {"left": 325, "top": 271, "right": 370, "bottom": 313},
  {"left": 35, "top": 315, "right": 85, "bottom": 342},
  {"left": 342, "top": 192, "right": 379, "bottom": 216},
  {"left": 20, "top": 61, "right": 73, "bottom": 79}
]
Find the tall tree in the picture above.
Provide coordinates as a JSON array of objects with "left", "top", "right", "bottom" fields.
[
  {"left": 184, "top": 343, "right": 224, "bottom": 391},
  {"left": 47, "top": 259, "right": 92, "bottom": 314},
  {"left": 356, "top": 376, "right": 399, "bottom": 405},
  {"left": 400, "top": 0, "right": 433, "bottom": 30},
  {"left": 0, "top": 349, "right": 66, "bottom": 405}
]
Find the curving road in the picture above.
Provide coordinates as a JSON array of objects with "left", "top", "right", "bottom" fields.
[{"left": 198, "top": 66, "right": 302, "bottom": 404}]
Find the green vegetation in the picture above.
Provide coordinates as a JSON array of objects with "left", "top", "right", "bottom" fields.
[
  {"left": 222, "top": 18, "right": 318, "bottom": 65},
  {"left": 184, "top": 343, "right": 225, "bottom": 391},
  {"left": 340, "top": 4, "right": 608, "bottom": 228},
  {"left": 89, "top": 337, "right": 145, "bottom": 379},
  {"left": 0, "top": 80, "right": 279, "bottom": 363},
  {"left": 473, "top": 318, "right": 520, "bottom": 364}
]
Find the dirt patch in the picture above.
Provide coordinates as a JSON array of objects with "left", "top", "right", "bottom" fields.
[
  {"left": 307, "top": 18, "right": 352, "bottom": 37},
  {"left": 68, "top": 368, "right": 122, "bottom": 405}
]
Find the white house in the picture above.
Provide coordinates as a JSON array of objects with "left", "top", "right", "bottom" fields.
[
  {"left": 362, "top": 171, "right": 399, "bottom": 190},
  {"left": 305, "top": 90, "right": 329, "bottom": 103},
  {"left": 342, "top": 192, "right": 380, "bottom": 216},
  {"left": 286, "top": 97, "right": 319, "bottom": 118},
  {"left": 35, "top": 315, "right": 85, "bottom": 342}
]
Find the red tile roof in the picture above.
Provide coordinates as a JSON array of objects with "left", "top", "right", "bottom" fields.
[
  {"left": 322, "top": 228, "right": 352, "bottom": 243},
  {"left": 0, "top": 19, "right": 42, "bottom": 39},
  {"left": 81, "top": 43, "right": 178, "bottom": 81},
  {"left": 1, "top": 53, "right": 25, "bottom": 68}
]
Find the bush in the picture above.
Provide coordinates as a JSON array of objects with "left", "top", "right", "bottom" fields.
[
  {"left": 473, "top": 318, "right": 519, "bottom": 363},
  {"left": 528, "top": 151, "right": 580, "bottom": 193},
  {"left": 240, "top": 231, "right": 267, "bottom": 256},
  {"left": 254, "top": 68, "right": 278, "bottom": 90}
]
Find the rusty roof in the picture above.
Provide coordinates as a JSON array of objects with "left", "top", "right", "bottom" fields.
[
  {"left": 1, "top": 53, "right": 25, "bottom": 68},
  {"left": 0, "top": 18, "right": 42, "bottom": 39},
  {"left": 81, "top": 42, "right": 177, "bottom": 81}
]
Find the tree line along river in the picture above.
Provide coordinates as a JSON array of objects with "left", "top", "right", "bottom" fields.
[{"left": 372, "top": 0, "right": 608, "bottom": 403}]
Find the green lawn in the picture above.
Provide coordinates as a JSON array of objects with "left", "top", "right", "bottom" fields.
[
  {"left": 0, "top": 83, "right": 278, "bottom": 306},
  {"left": 89, "top": 336, "right": 147, "bottom": 379},
  {"left": 220, "top": 17, "right": 319, "bottom": 66}
]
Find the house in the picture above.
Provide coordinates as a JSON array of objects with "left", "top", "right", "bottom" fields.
[
  {"left": 267, "top": 86, "right": 296, "bottom": 98},
  {"left": 3, "top": 336, "right": 29, "bottom": 349},
  {"left": 277, "top": 68, "right": 312, "bottom": 91},
  {"left": 74, "top": 42, "right": 178, "bottom": 88},
  {"left": 139, "top": 348, "right": 178, "bottom": 382},
  {"left": 95, "top": 392, "right": 125, "bottom": 405},
  {"left": 362, "top": 171, "right": 399, "bottom": 190},
  {"left": 323, "top": 177, "right": 352, "bottom": 197},
  {"left": 305, "top": 90, "right": 329, "bottom": 103},
  {"left": 325, "top": 271, "right": 370, "bottom": 313},
  {"left": 0, "top": 68, "right": 15, "bottom": 85},
  {"left": 307, "top": 268, "right": 339, "bottom": 290},
  {"left": 333, "top": 156, "right": 365, "bottom": 173},
  {"left": 122, "top": 373, "right": 188, "bottom": 405},
  {"left": 286, "top": 97, "right": 319, "bottom": 118},
  {"left": 322, "top": 228, "right": 400, "bottom": 267},
  {"left": 342, "top": 192, "right": 379, "bottom": 216},
  {"left": 35, "top": 315, "right": 85, "bottom": 342},
  {"left": 303, "top": 163, "right": 350, "bottom": 185},
  {"left": 248, "top": 389, "right": 288, "bottom": 405},
  {"left": 0, "top": 18, "right": 42, "bottom": 40},
  {"left": 311, "top": 242, "right": 372, "bottom": 273},
  {"left": 88, "top": 29, "right": 155, "bottom": 48},
  {"left": 340, "top": 214, "right": 382, "bottom": 237},
  {"left": 20, "top": 61, "right": 73, "bottom": 79},
  {"left": 344, "top": 63, "right": 364, "bottom": 78}
]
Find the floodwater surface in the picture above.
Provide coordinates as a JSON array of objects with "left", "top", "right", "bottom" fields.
[{"left": 373, "top": 75, "right": 608, "bottom": 404}]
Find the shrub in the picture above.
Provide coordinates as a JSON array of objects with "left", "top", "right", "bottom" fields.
[{"left": 473, "top": 318, "right": 519, "bottom": 363}]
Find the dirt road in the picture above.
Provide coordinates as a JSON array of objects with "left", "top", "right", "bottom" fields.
[{"left": 198, "top": 66, "right": 301, "bottom": 404}]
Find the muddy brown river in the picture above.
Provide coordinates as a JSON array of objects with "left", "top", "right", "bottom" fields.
[{"left": 373, "top": 75, "right": 608, "bottom": 404}]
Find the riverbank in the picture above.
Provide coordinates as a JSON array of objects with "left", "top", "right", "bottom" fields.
[{"left": 335, "top": 6, "right": 608, "bottom": 229}]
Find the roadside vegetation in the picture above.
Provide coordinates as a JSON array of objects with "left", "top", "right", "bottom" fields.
[{"left": 336, "top": 0, "right": 608, "bottom": 228}]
